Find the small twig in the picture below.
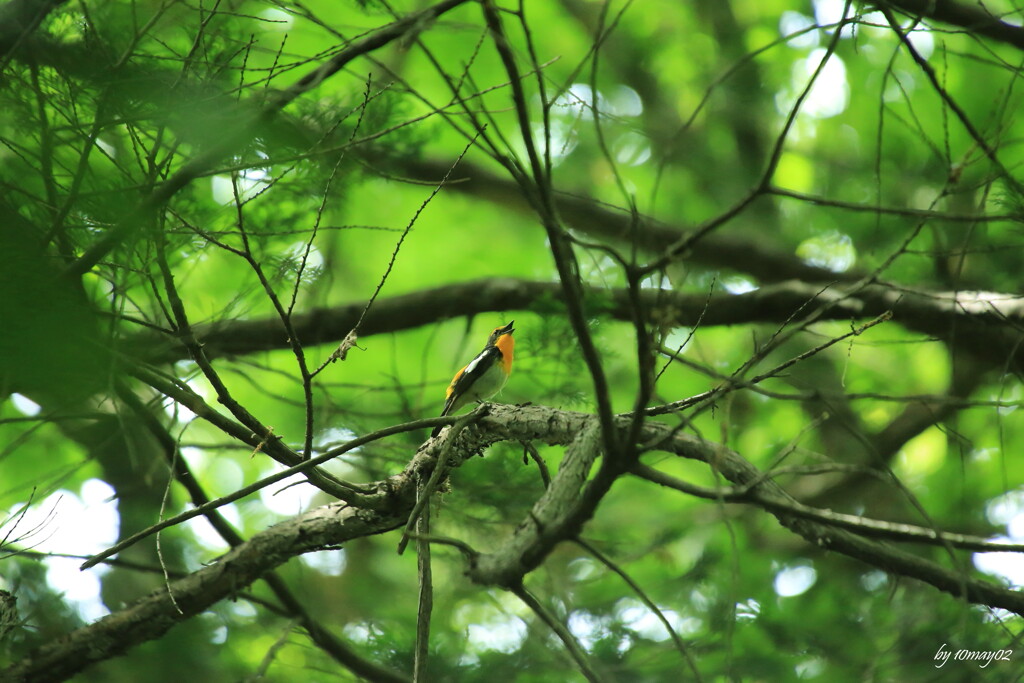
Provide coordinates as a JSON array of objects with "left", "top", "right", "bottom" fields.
[
  {"left": 397, "top": 411, "right": 481, "bottom": 555},
  {"left": 510, "top": 584, "right": 607, "bottom": 683},
  {"left": 313, "top": 130, "right": 483, "bottom": 377},
  {"left": 402, "top": 533, "right": 479, "bottom": 559},
  {"left": 631, "top": 463, "right": 1024, "bottom": 553},
  {"left": 575, "top": 538, "right": 704, "bottom": 682},
  {"left": 880, "top": 6, "right": 1024, "bottom": 196},
  {"left": 643, "top": 2, "right": 854, "bottom": 275},
  {"left": 242, "top": 621, "right": 295, "bottom": 682},
  {"left": 413, "top": 492, "right": 432, "bottom": 683},
  {"left": 155, "top": 440, "right": 185, "bottom": 616},
  {"left": 521, "top": 441, "right": 550, "bottom": 487},
  {"left": 648, "top": 311, "right": 894, "bottom": 416},
  {"left": 655, "top": 276, "right": 716, "bottom": 382}
]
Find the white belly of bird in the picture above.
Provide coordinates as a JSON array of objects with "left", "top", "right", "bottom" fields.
[{"left": 452, "top": 361, "right": 508, "bottom": 412}]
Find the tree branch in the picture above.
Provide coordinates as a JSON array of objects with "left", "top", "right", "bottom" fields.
[
  {"left": 878, "top": 0, "right": 1024, "bottom": 51},
  {"left": 3, "top": 503, "right": 409, "bottom": 683},
  {"left": 0, "top": 0, "right": 67, "bottom": 59},
  {"left": 132, "top": 278, "right": 1024, "bottom": 374},
  {"left": 13, "top": 399, "right": 1024, "bottom": 680},
  {"left": 465, "top": 404, "right": 1024, "bottom": 616}
]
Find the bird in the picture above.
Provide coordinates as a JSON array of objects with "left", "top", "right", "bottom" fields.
[{"left": 432, "top": 321, "right": 515, "bottom": 437}]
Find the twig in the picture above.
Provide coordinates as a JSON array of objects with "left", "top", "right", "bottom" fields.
[
  {"left": 397, "top": 411, "right": 481, "bottom": 554},
  {"left": 648, "top": 311, "right": 894, "bottom": 416},
  {"left": 314, "top": 130, "right": 484, "bottom": 376},
  {"left": 575, "top": 538, "right": 704, "bottom": 682},
  {"left": 413, "top": 494, "right": 432, "bottom": 683},
  {"left": 631, "top": 463, "right": 1024, "bottom": 553},
  {"left": 510, "top": 584, "right": 607, "bottom": 683}
]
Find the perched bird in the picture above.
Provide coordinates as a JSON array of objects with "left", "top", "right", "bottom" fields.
[{"left": 432, "top": 321, "right": 515, "bottom": 436}]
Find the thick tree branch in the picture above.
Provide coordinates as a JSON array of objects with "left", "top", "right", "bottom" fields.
[
  {"left": 878, "top": 0, "right": 1024, "bottom": 51},
  {"left": 3, "top": 503, "right": 409, "bottom": 683},
  {"left": 132, "top": 278, "right": 1024, "bottom": 374},
  {"left": 467, "top": 418, "right": 604, "bottom": 587},
  {"left": 19, "top": 407, "right": 487, "bottom": 680},
  {"left": 11, "top": 399, "right": 1023, "bottom": 680},
  {"left": 119, "top": 383, "right": 399, "bottom": 680},
  {"left": 467, "top": 404, "right": 1024, "bottom": 615}
]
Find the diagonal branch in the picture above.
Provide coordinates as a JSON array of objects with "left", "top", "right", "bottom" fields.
[
  {"left": 878, "top": 0, "right": 1024, "bottom": 52},
  {"left": 0, "top": 0, "right": 67, "bottom": 59},
  {"left": 479, "top": 0, "right": 619, "bottom": 461},
  {"left": 3, "top": 502, "right": 409, "bottom": 683}
]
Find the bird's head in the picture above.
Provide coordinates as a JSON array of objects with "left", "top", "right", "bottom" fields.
[{"left": 487, "top": 320, "right": 515, "bottom": 347}]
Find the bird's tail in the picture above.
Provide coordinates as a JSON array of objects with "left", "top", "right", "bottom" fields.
[{"left": 431, "top": 401, "right": 453, "bottom": 437}]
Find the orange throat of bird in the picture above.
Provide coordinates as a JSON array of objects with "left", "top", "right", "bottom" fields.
[{"left": 495, "top": 333, "right": 514, "bottom": 375}]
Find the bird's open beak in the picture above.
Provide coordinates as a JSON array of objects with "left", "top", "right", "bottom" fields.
[{"left": 498, "top": 321, "right": 515, "bottom": 335}]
